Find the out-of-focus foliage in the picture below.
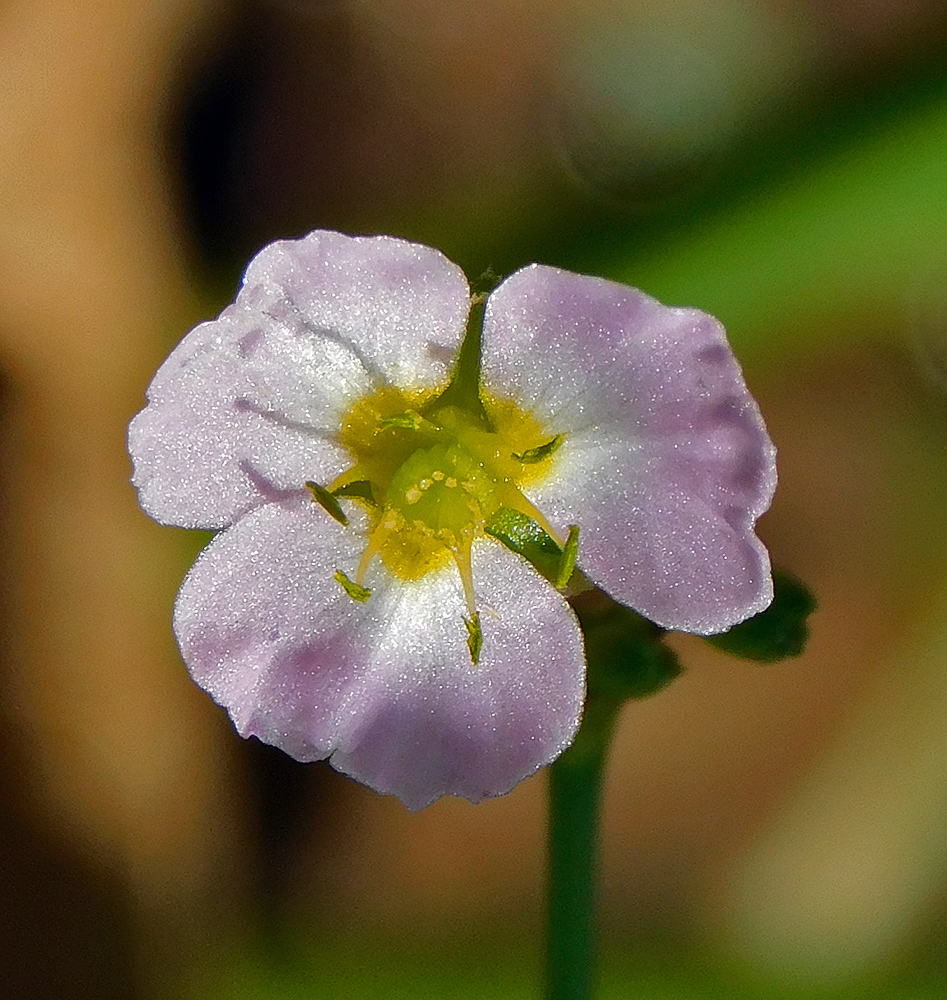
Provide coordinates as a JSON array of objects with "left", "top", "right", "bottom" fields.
[{"left": 706, "top": 571, "right": 816, "bottom": 663}]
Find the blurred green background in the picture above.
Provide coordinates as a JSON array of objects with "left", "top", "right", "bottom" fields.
[{"left": 4, "top": 0, "right": 947, "bottom": 997}]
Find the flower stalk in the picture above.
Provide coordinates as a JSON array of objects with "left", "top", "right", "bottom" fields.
[{"left": 545, "top": 693, "right": 622, "bottom": 1000}]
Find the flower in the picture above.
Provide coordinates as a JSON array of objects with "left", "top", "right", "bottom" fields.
[{"left": 128, "top": 230, "right": 775, "bottom": 810}]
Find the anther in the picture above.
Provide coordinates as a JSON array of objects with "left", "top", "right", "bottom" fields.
[
  {"left": 305, "top": 481, "right": 349, "bottom": 526},
  {"left": 335, "top": 569, "right": 371, "bottom": 602},
  {"left": 463, "top": 612, "right": 482, "bottom": 665},
  {"left": 513, "top": 434, "right": 564, "bottom": 464}
]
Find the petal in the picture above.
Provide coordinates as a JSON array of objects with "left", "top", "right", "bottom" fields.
[
  {"left": 482, "top": 264, "right": 776, "bottom": 634},
  {"left": 174, "top": 498, "right": 585, "bottom": 810},
  {"left": 129, "top": 231, "right": 470, "bottom": 529},
  {"left": 128, "top": 299, "right": 348, "bottom": 530}
]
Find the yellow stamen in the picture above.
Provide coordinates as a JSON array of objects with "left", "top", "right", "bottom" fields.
[
  {"left": 318, "top": 383, "right": 565, "bottom": 653},
  {"left": 452, "top": 537, "right": 478, "bottom": 619}
]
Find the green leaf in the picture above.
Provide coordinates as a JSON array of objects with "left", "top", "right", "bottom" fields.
[
  {"left": 572, "top": 594, "right": 682, "bottom": 701},
  {"left": 704, "top": 570, "right": 816, "bottom": 662}
]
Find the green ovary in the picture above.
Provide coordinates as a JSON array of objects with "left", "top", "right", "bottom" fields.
[{"left": 331, "top": 386, "right": 562, "bottom": 591}]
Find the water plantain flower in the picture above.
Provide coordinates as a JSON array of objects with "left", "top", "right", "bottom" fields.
[{"left": 128, "top": 230, "right": 776, "bottom": 809}]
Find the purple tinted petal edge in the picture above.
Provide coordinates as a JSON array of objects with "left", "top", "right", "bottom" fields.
[
  {"left": 129, "top": 230, "right": 471, "bottom": 530},
  {"left": 173, "top": 498, "right": 585, "bottom": 809},
  {"left": 482, "top": 264, "right": 777, "bottom": 634}
]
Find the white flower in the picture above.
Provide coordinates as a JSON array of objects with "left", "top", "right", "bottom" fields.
[{"left": 128, "top": 230, "right": 775, "bottom": 809}]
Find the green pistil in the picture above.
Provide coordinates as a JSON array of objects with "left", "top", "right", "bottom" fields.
[{"left": 317, "top": 325, "right": 568, "bottom": 658}]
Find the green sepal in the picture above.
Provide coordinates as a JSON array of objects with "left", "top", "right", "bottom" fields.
[
  {"left": 332, "top": 479, "right": 376, "bottom": 506},
  {"left": 572, "top": 593, "right": 682, "bottom": 701},
  {"left": 469, "top": 267, "right": 501, "bottom": 300},
  {"left": 704, "top": 570, "right": 816, "bottom": 662},
  {"left": 514, "top": 434, "right": 563, "bottom": 464},
  {"left": 423, "top": 300, "right": 490, "bottom": 426},
  {"left": 306, "top": 481, "right": 349, "bottom": 526},
  {"left": 464, "top": 612, "right": 483, "bottom": 665},
  {"left": 334, "top": 569, "right": 371, "bottom": 603},
  {"left": 556, "top": 525, "right": 580, "bottom": 590},
  {"left": 484, "top": 507, "right": 563, "bottom": 586}
]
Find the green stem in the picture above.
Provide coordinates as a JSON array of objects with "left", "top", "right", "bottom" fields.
[{"left": 544, "top": 696, "right": 622, "bottom": 1000}]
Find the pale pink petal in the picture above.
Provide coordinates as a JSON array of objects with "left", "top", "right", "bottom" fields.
[
  {"left": 482, "top": 264, "right": 776, "bottom": 634},
  {"left": 129, "top": 232, "right": 470, "bottom": 529},
  {"left": 173, "top": 498, "right": 585, "bottom": 809}
]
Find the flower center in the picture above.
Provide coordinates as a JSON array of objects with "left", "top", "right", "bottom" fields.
[{"left": 312, "top": 384, "right": 565, "bottom": 661}]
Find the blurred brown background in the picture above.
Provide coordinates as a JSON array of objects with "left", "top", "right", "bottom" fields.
[{"left": 5, "top": 1, "right": 947, "bottom": 997}]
